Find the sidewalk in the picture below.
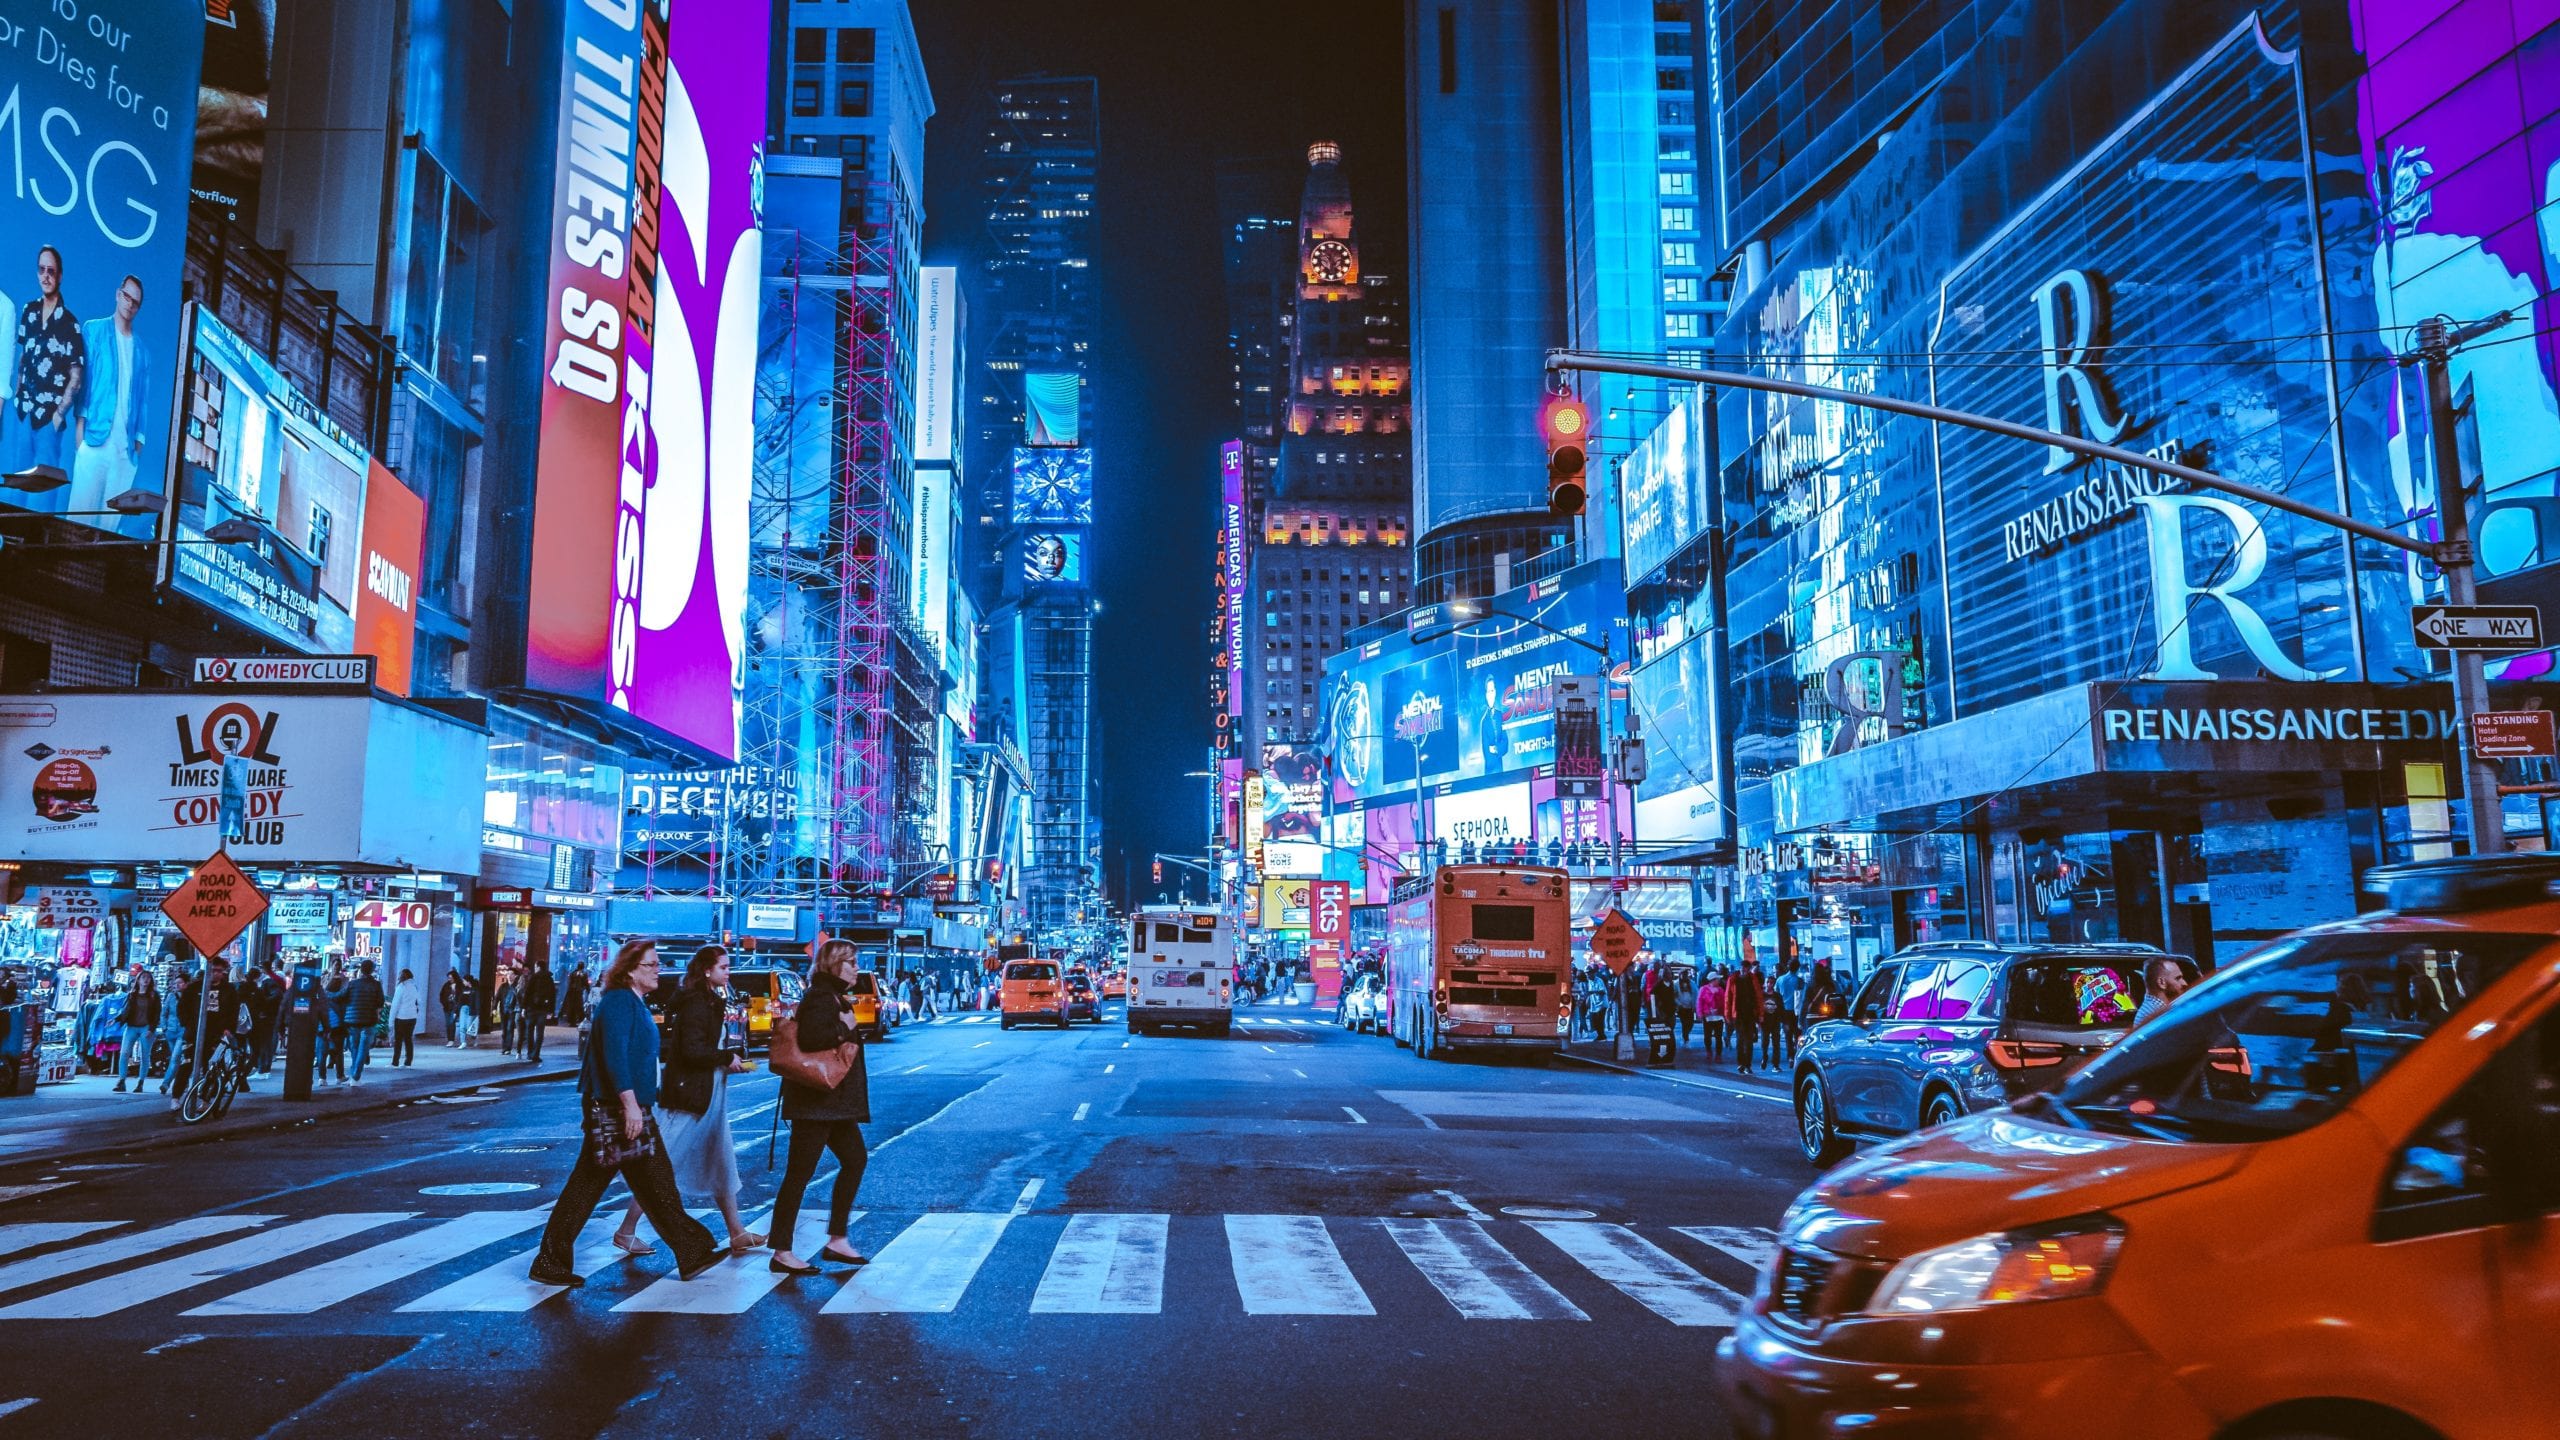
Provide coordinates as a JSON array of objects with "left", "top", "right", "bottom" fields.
[
  {"left": 0, "top": 1028, "right": 581, "bottom": 1170},
  {"left": 1555, "top": 1025, "right": 1796, "bottom": 1106}
]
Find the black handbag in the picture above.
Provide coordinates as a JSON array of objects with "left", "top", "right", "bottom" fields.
[{"left": 583, "top": 1095, "right": 660, "bottom": 1169}]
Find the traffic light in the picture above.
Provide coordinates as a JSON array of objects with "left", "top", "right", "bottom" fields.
[
  {"left": 1542, "top": 394, "right": 1590, "bottom": 517},
  {"left": 1152, "top": 858, "right": 1164, "bottom": 885}
]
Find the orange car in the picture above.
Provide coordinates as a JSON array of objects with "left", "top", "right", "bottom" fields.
[
  {"left": 1720, "top": 853, "right": 2560, "bottom": 1440},
  {"left": 999, "top": 959, "right": 1069, "bottom": 1030}
]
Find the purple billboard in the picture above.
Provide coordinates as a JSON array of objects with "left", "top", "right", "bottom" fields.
[{"left": 523, "top": 0, "right": 766, "bottom": 759}]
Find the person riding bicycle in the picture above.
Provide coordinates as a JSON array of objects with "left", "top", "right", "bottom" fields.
[{"left": 169, "top": 956, "right": 247, "bottom": 1105}]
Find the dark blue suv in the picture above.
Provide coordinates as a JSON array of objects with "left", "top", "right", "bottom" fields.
[{"left": 1791, "top": 941, "right": 2183, "bottom": 1166}]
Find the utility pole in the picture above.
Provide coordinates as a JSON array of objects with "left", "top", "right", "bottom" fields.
[{"left": 2417, "top": 315, "right": 2509, "bottom": 856}]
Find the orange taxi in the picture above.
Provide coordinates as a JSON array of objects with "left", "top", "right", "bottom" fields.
[
  {"left": 999, "top": 958, "right": 1070, "bottom": 1030},
  {"left": 1720, "top": 854, "right": 2560, "bottom": 1440}
]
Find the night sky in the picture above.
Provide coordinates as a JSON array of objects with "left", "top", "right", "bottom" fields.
[{"left": 912, "top": 2, "right": 1407, "bottom": 907}]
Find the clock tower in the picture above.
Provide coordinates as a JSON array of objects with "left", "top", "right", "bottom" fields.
[{"left": 1297, "top": 141, "right": 1360, "bottom": 300}]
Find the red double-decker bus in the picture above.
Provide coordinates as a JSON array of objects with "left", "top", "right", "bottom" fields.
[{"left": 1384, "top": 864, "right": 1572, "bottom": 1059}]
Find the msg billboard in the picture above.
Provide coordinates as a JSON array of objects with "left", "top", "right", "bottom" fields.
[
  {"left": 0, "top": 0, "right": 204, "bottom": 534},
  {"left": 522, "top": 0, "right": 768, "bottom": 759}
]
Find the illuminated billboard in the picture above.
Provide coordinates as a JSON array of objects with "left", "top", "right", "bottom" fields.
[
  {"left": 0, "top": 0, "right": 202, "bottom": 537},
  {"left": 522, "top": 0, "right": 768, "bottom": 759},
  {"left": 1019, "top": 531, "right": 1085, "bottom": 586},
  {"left": 168, "top": 307, "right": 422, "bottom": 692},
  {"left": 1025, "top": 370, "right": 1080, "bottom": 446},
  {"left": 1011, "top": 447, "right": 1094, "bottom": 524},
  {"left": 1619, "top": 388, "right": 1702, "bottom": 584},
  {"left": 914, "top": 465, "right": 952, "bottom": 646},
  {"left": 915, "top": 266, "right": 958, "bottom": 463}
]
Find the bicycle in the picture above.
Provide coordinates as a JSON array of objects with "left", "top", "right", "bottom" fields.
[{"left": 174, "top": 1031, "right": 249, "bottom": 1125}]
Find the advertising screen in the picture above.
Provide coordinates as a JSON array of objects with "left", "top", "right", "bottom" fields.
[
  {"left": 1619, "top": 388, "right": 1702, "bottom": 584},
  {"left": 1627, "top": 629, "right": 1723, "bottom": 844},
  {"left": 522, "top": 0, "right": 768, "bottom": 759},
  {"left": 1025, "top": 369, "right": 1080, "bottom": 446},
  {"left": 1259, "top": 743, "right": 1325, "bottom": 844},
  {"left": 352, "top": 461, "right": 425, "bottom": 696},
  {"left": 914, "top": 266, "right": 957, "bottom": 463},
  {"left": 1019, "top": 530, "right": 1085, "bottom": 586},
  {"left": 1432, "top": 781, "right": 1532, "bottom": 850},
  {"left": 1381, "top": 650, "right": 1457, "bottom": 789},
  {"left": 169, "top": 307, "right": 371, "bottom": 655},
  {"left": 1011, "top": 447, "right": 1093, "bottom": 525},
  {"left": 1362, "top": 801, "right": 1415, "bottom": 903},
  {"left": 0, "top": 0, "right": 203, "bottom": 535},
  {"left": 914, "top": 465, "right": 952, "bottom": 645},
  {"left": 1259, "top": 877, "right": 1311, "bottom": 931},
  {"left": 1222, "top": 439, "right": 1245, "bottom": 715}
]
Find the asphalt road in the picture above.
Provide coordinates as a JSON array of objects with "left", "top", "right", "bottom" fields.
[{"left": 0, "top": 1001, "right": 1813, "bottom": 1439}]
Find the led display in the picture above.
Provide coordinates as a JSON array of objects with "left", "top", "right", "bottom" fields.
[
  {"left": 1019, "top": 531, "right": 1084, "bottom": 585},
  {"left": 1025, "top": 369, "right": 1080, "bottom": 446},
  {"left": 1010, "top": 447, "right": 1094, "bottom": 524}
]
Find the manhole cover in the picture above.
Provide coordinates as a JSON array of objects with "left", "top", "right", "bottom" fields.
[
  {"left": 420, "top": 1182, "right": 540, "bottom": 1197},
  {"left": 1500, "top": 1206, "right": 1597, "bottom": 1220}
]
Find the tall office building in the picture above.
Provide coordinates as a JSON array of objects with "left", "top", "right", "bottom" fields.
[
  {"left": 1244, "top": 144, "right": 1414, "bottom": 762},
  {"left": 1215, "top": 156, "right": 1299, "bottom": 511},
  {"left": 967, "top": 74, "right": 1102, "bottom": 932},
  {"left": 1403, "top": 0, "right": 1574, "bottom": 603}
]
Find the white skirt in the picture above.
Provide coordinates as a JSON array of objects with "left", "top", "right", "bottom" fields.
[{"left": 655, "top": 1067, "right": 741, "bottom": 1200}]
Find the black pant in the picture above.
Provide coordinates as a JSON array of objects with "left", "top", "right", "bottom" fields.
[
  {"left": 1733, "top": 1021, "right": 1761, "bottom": 1072},
  {"left": 535, "top": 1120, "right": 716, "bottom": 1275},
  {"left": 523, "top": 1012, "right": 548, "bottom": 1062},
  {"left": 392, "top": 1019, "right": 417, "bottom": 1066},
  {"left": 772, "top": 1119, "right": 868, "bottom": 1245}
]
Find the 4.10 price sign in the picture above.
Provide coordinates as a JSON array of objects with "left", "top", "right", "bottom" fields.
[{"left": 349, "top": 900, "right": 433, "bottom": 931}]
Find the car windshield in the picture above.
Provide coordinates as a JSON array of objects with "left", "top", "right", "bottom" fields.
[
  {"left": 1009, "top": 963, "right": 1059, "bottom": 981},
  {"left": 2037, "top": 930, "right": 2547, "bottom": 1144}
]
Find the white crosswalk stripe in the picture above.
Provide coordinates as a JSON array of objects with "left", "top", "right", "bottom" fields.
[
  {"left": 0, "top": 1216, "right": 272, "bottom": 1299},
  {"left": 0, "top": 1214, "right": 407, "bottom": 1319},
  {"left": 188, "top": 1210, "right": 548, "bottom": 1316},
  {"left": 1382, "top": 1218, "right": 1586, "bottom": 1321},
  {"left": 0, "top": 1208, "right": 1763, "bottom": 1326},
  {"left": 1226, "top": 1214, "right": 1373, "bottom": 1316},
  {"left": 0, "top": 1222, "right": 124, "bottom": 1261},
  {"left": 1526, "top": 1222, "right": 1744, "bottom": 1327},
  {"left": 1030, "top": 1213, "right": 1167, "bottom": 1314}
]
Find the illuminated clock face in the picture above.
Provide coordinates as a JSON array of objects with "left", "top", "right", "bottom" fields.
[{"left": 1309, "top": 239, "right": 1353, "bottom": 284}]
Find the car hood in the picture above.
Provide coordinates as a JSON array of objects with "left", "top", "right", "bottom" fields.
[{"left": 1784, "top": 1112, "right": 2247, "bottom": 1262}]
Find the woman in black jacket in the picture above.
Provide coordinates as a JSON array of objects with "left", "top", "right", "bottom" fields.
[
  {"left": 612, "top": 945, "right": 764, "bottom": 1257},
  {"left": 768, "top": 938, "right": 872, "bottom": 1276}
]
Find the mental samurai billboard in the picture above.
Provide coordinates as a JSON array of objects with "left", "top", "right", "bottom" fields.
[
  {"left": 0, "top": 0, "right": 204, "bottom": 532},
  {"left": 521, "top": 0, "right": 769, "bottom": 759}
]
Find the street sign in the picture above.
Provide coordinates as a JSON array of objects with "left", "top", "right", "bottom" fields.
[
  {"left": 160, "top": 850, "right": 268, "bottom": 959},
  {"left": 2471, "top": 709, "right": 2558, "bottom": 759},
  {"left": 191, "top": 655, "right": 374, "bottom": 687},
  {"left": 1589, "top": 908, "right": 1643, "bottom": 974},
  {"left": 2412, "top": 604, "right": 2544, "bottom": 651}
]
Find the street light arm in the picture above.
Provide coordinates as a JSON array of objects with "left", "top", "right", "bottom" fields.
[{"left": 1544, "top": 351, "right": 2437, "bottom": 562}]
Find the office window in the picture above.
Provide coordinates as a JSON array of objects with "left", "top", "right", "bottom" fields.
[
  {"left": 836, "top": 27, "right": 874, "bottom": 62},
  {"left": 1662, "top": 242, "right": 1696, "bottom": 268},
  {"left": 838, "top": 79, "right": 870, "bottom": 117},
  {"left": 1660, "top": 99, "right": 1694, "bottom": 127},
  {"left": 1665, "top": 312, "right": 1700, "bottom": 338},
  {"left": 1438, "top": 8, "right": 1458, "bottom": 93},
  {"left": 792, "top": 80, "right": 820, "bottom": 117},
  {"left": 1664, "top": 276, "right": 1700, "bottom": 303},
  {"left": 1659, "top": 205, "right": 1695, "bottom": 232},
  {"left": 794, "top": 28, "right": 825, "bottom": 62},
  {"left": 1659, "top": 170, "right": 1694, "bottom": 195}
]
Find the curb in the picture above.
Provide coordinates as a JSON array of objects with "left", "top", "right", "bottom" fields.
[
  {"left": 1, "top": 1062, "right": 579, "bottom": 1172},
  {"left": 1554, "top": 1049, "right": 1793, "bottom": 1106}
]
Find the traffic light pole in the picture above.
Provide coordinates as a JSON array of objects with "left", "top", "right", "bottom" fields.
[{"left": 1546, "top": 343, "right": 2510, "bottom": 856}]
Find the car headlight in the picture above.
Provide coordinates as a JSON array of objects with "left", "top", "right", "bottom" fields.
[{"left": 1867, "top": 1216, "right": 2123, "bottom": 1315}]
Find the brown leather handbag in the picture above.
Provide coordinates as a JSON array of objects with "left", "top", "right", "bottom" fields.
[{"left": 767, "top": 1002, "right": 854, "bottom": 1090}]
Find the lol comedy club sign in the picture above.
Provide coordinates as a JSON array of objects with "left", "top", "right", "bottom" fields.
[{"left": 0, "top": 694, "right": 369, "bottom": 862}]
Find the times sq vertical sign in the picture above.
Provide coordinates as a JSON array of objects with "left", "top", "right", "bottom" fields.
[{"left": 1213, "top": 442, "right": 1247, "bottom": 841}]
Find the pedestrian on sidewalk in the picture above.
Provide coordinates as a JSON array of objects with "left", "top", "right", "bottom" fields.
[
  {"left": 1773, "top": 958, "right": 1807, "bottom": 1066},
  {"left": 1760, "top": 968, "right": 1787, "bottom": 1071},
  {"left": 456, "top": 970, "right": 481, "bottom": 1047},
  {"left": 499, "top": 966, "right": 523, "bottom": 1056},
  {"left": 1698, "top": 966, "right": 1727, "bottom": 1064},
  {"left": 168, "top": 956, "right": 244, "bottom": 1104},
  {"left": 318, "top": 962, "right": 352, "bottom": 1086},
  {"left": 562, "top": 967, "right": 591, "bottom": 1027},
  {"left": 614, "top": 944, "right": 765, "bottom": 1258},
  {"left": 1727, "top": 956, "right": 1767, "bottom": 1077},
  {"left": 767, "top": 938, "right": 872, "bottom": 1278},
  {"left": 522, "top": 965, "right": 557, "bottom": 1064},
  {"left": 345, "top": 960, "right": 386, "bottom": 1082},
  {"left": 112, "top": 966, "right": 158, "bottom": 1091},
  {"left": 528, "top": 940, "right": 720, "bottom": 1289},
  {"left": 437, "top": 969, "right": 462, "bottom": 1047},
  {"left": 1673, "top": 965, "right": 1699, "bottom": 1049},
  {"left": 390, "top": 968, "right": 425, "bottom": 1066},
  {"left": 1802, "top": 959, "right": 1843, "bottom": 1024},
  {"left": 249, "top": 960, "right": 284, "bottom": 1074}
]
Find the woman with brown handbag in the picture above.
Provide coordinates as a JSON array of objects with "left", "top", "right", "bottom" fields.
[{"left": 767, "top": 938, "right": 872, "bottom": 1277}]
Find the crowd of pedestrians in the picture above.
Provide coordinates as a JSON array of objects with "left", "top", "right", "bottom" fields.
[{"left": 1570, "top": 952, "right": 1853, "bottom": 1079}]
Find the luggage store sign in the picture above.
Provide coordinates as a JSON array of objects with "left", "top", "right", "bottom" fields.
[{"left": 0, "top": 693, "right": 369, "bottom": 862}]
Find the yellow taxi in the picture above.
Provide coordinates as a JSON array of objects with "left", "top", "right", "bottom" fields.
[
  {"left": 725, "top": 967, "right": 805, "bottom": 1053},
  {"left": 1720, "top": 854, "right": 2560, "bottom": 1440},
  {"left": 848, "top": 970, "right": 890, "bottom": 1041},
  {"left": 1000, "top": 958, "right": 1070, "bottom": 1030},
  {"left": 1100, "top": 968, "right": 1128, "bottom": 1000}
]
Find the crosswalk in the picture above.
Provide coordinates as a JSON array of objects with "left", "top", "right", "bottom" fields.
[{"left": 0, "top": 1210, "right": 1771, "bottom": 1327}]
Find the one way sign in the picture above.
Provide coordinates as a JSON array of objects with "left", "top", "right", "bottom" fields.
[{"left": 2412, "top": 604, "right": 2544, "bottom": 652}]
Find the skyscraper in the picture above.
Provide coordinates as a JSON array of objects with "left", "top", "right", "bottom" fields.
[{"left": 1215, "top": 155, "right": 1299, "bottom": 514}]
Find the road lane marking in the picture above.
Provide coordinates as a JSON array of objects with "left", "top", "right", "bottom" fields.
[
  {"left": 1292, "top": 1069, "right": 1308, "bottom": 1078},
  {"left": 396, "top": 1210, "right": 711, "bottom": 1313},
  {"left": 1260, "top": 1044, "right": 1277, "bottom": 1054},
  {"left": 1014, "top": 1180, "right": 1043, "bottom": 1214},
  {"left": 870, "top": 1081, "right": 988, "bottom": 1156},
  {"left": 973, "top": 1041, "right": 991, "bottom": 1049},
  {"left": 0, "top": 1216, "right": 273, "bottom": 1299},
  {"left": 0, "top": 1222, "right": 124, "bottom": 1260},
  {"left": 1225, "top": 1215, "right": 1373, "bottom": 1316},
  {"left": 0, "top": 1399, "right": 34, "bottom": 1420},
  {"left": 1072, "top": 1103, "right": 1090, "bottom": 1121},
  {"left": 188, "top": 1209, "right": 548, "bottom": 1316},
  {"left": 1383, "top": 1219, "right": 1587, "bottom": 1321},
  {"left": 1103, "top": 1064, "right": 1115, "bottom": 1073},
  {"left": 730, "top": 1099, "right": 780, "bottom": 1124},
  {"left": 1342, "top": 1107, "right": 1366, "bottom": 1124},
  {"left": 823, "top": 1213, "right": 1013, "bottom": 1313},
  {"left": 0, "top": 1214, "right": 409, "bottom": 1319},
  {"left": 0, "top": 1184, "right": 73, "bottom": 1205},
  {"left": 1434, "top": 1189, "right": 1489, "bottom": 1219},
  {"left": 1525, "top": 1222, "right": 1743, "bottom": 1327},
  {"left": 615, "top": 1210, "right": 850, "bottom": 1315},
  {"left": 905, "top": 1065, "right": 929, "bottom": 1074},
  {"left": 1675, "top": 1225, "right": 1778, "bottom": 1273},
  {"left": 1030, "top": 1213, "right": 1166, "bottom": 1314}
]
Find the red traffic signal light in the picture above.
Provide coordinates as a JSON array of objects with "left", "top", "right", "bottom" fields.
[
  {"left": 1542, "top": 395, "right": 1589, "bottom": 517},
  {"left": 1152, "top": 859, "right": 1164, "bottom": 885}
]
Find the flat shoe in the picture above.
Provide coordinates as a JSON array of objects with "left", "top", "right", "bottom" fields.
[
  {"left": 674, "top": 1251, "right": 723, "bottom": 1282},
  {"left": 818, "top": 1246, "right": 868, "bottom": 1266},
  {"left": 609, "top": 1233, "right": 653, "bottom": 1257},
  {"left": 768, "top": 1255, "right": 819, "bottom": 1276}
]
